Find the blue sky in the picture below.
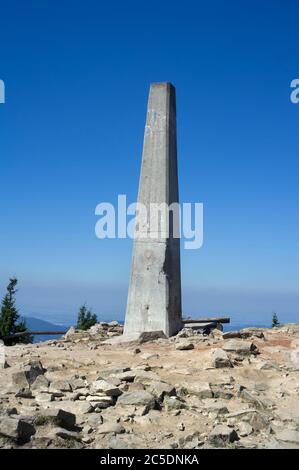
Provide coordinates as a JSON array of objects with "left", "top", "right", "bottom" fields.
[{"left": 0, "top": 0, "right": 299, "bottom": 327}]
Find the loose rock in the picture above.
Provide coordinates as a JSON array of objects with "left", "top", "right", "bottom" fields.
[
  {"left": 211, "top": 348, "right": 232, "bottom": 368},
  {"left": 209, "top": 425, "right": 238, "bottom": 446}
]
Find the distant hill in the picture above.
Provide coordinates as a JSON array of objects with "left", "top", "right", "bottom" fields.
[{"left": 23, "top": 316, "right": 70, "bottom": 343}]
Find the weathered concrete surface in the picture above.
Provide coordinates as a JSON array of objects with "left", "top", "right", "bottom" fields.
[{"left": 124, "top": 83, "right": 182, "bottom": 337}]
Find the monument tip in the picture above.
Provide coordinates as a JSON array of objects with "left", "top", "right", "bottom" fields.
[{"left": 150, "top": 81, "right": 175, "bottom": 90}]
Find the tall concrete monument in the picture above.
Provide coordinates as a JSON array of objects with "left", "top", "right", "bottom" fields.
[{"left": 124, "top": 82, "right": 182, "bottom": 337}]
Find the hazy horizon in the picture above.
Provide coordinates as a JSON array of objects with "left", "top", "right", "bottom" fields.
[{"left": 6, "top": 279, "right": 298, "bottom": 329}]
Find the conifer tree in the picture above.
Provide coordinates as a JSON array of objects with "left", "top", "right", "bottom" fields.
[
  {"left": 0, "top": 278, "right": 32, "bottom": 345},
  {"left": 76, "top": 304, "right": 97, "bottom": 330},
  {"left": 272, "top": 312, "right": 280, "bottom": 328}
]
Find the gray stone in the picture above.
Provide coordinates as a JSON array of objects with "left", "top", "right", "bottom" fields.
[
  {"left": 204, "top": 403, "right": 229, "bottom": 416},
  {"left": 0, "top": 361, "right": 9, "bottom": 370},
  {"left": 274, "top": 409, "right": 299, "bottom": 424},
  {"left": 82, "top": 436, "right": 94, "bottom": 444},
  {"left": 103, "top": 376, "right": 121, "bottom": 386},
  {"left": 209, "top": 425, "right": 238, "bottom": 446},
  {"left": 147, "top": 381, "right": 176, "bottom": 400},
  {"left": 9, "top": 413, "right": 36, "bottom": 427},
  {"left": 211, "top": 388, "right": 234, "bottom": 400},
  {"left": 250, "top": 412, "right": 269, "bottom": 431},
  {"left": 15, "top": 387, "right": 33, "bottom": 398},
  {"left": 97, "top": 423, "right": 125, "bottom": 435},
  {"left": 11, "top": 361, "right": 44, "bottom": 388},
  {"left": 134, "top": 370, "right": 161, "bottom": 386},
  {"left": 87, "top": 414, "right": 104, "bottom": 427},
  {"left": 239, "top": 328, "right": 265, "bottom": 339},
  {"left": 175, "top": 341, "right": 194, "bottom": 350},
  {"left": 108, "top": 435, "right": 143, "bottom": 449},
  {"left": 86, "top": 395, "right": 114, "bottom": 408},
  {"left": 175, "top": 328, "right": 194, "bottom": 338},
  {"left": 34, "top": 408, "right": 75, "bottom": 429},
  {"left": 97, "top": 367, "right": 130, "bottom": 379},
  {"left": 111, "top": 371, "right": 136, "bottom": 382},
  {"left": 226, "top": 409, "right": 258, "bottom": 421},
  {"left": 51, "top": 400, "right": 93, "bottom": 415},
  {"left": 117, "top": 391, "right": 156, "bottom": 409},
  {"left": 209, "top": 375, "right": 235, "bottom": 386},
  {"left": 82, "top": 424, "right": 93, "bottom": 434},
  {"left": 238, "top": 421, "right": 253, "bottom": 437},
  {"left": 0, "top": 416, "right": 35, "bottom": 443},
  {"left": 0, "top": 407, "right": 17, "bottom": 417},
  {"left": 88, "top": 324, "right": 104, "bottom": 335},
  {"left": 91, "top": 380, "right": 122, "bottom": 397},
  {"left": 140, "top": 352, "right": 159, "bottom": 360},
  {"left": 124, "top": 83, "right": 182, "bottom": 337},
  {"left": 31, "top": 375, "right": 49, "bottom": 391},
  {"left": 177, "top": 422, "right": 185, "bottom": 431},
  {"left": 187, "top": 382, "right": 213, "bottom": 399},
  {"left": 49, "top": 380, "right": 72, "bottom": 394},
  {"left": 210, "top": 348, "right": 232, "bottom": 368},
  {"left": 223, "top": 340, "right": 258, "bottom": 355},
  {"left": 275, "top": 429, "right": 299, "bottom": 444},
  {"left": 134, "top": 364, "right": 151, "bottom": 371},
  {"left": 239, "top": 389, "right": 265, "bottom": 409},
  {"left": 45, "top": 426, "right": 82, "bottom": 441},
  {"left": 24, "top": 360, "right": 45, "bottom": 380},
  {"left": 163, "top": 396, "right": 186, "bottom": 411},
  {"left": 35, "top": 392, "right": 54, "bottom": 403},
  {"left": 138, "top": 331, "right": 167, "bottom": 343},
  {"left": 11, "top": 371, "right": 30, "bottom": 389},
  {"left": 64, "top": 326, "right": 76, "bottom": 340},
  {"left": 70, "top": 377, "right": 86, "bottom": 390},
  {"left": 254, "top": 382, "right": 268, "bottom": 392},
  {"left": 222, "top": 331, "right": 241, "bottom": 339},
  {"left": 256, "top": 361, "right": 280, "bottom": 371}
]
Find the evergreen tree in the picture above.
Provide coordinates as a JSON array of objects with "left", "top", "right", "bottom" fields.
[
  {"left": 272, "top": 312, "right": 280, "bottom": 328},
  {"left": 0, "top": 278, "right": 32, "bottom": 345},
  {"left": 76, "top": 304, "right": 97, "bottom": 330}
]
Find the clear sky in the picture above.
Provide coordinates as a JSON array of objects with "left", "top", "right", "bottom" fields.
[{"left": 0, "top": 1, "right": 298, "bottom": 327}]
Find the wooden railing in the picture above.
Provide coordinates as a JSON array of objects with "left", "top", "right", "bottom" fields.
[
  {"left": 182, "top": 317, "right": 230, "bottom": 324},
  {"left": 0, "top": 330, "right": 67, "bottom": 341}
]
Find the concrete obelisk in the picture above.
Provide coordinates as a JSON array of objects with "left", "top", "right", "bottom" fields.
[{"left": 124, "top": 82, "right": 182, "bottom": 337}]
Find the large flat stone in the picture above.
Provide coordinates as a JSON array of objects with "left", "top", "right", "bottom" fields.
[
  {"left": 223, "top": 340, "right": 258, "bottom": 355},
  {"left": 275, "top": 430, "right": 299, "bottom": 444},
  {"left": 117, "top": 391, "right": 156, "bottom": 409}
]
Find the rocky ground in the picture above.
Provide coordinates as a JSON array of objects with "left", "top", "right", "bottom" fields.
[{"left": 0, "top": 321, "right": 299, "bottom": 449}]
